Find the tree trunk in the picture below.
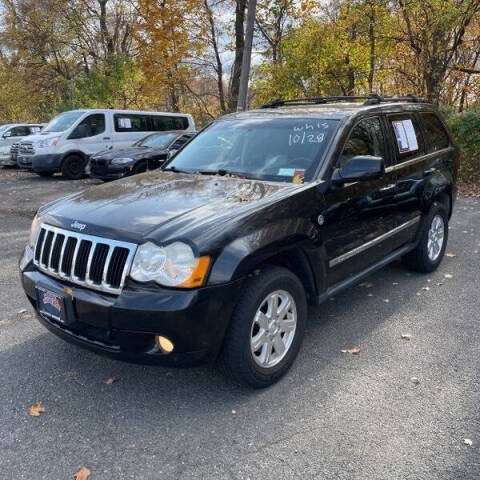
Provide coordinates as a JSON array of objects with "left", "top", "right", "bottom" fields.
[
  {"left": 228, "top": 0, "right": 247, "bottom": 111},
  {"left": 204, "top": 0, "right": 226, "bottom": 113},
  {"left": 367, "top": 1, "right": 376, "bottom": 93}
]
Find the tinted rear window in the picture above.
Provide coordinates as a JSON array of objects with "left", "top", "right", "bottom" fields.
[
  {"left": 420, "top": 113, "right": 449, "bottom": 152},
  {"left": 114, "top": 114, "right": 189, "bottom": 132}
]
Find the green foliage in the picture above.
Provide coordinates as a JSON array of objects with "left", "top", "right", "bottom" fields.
[
  {"left": 73, "top": 55, "right": 145, "bottom": 110},
  {"left": 446, "top": 110, "right": 480, "bottom": 183}
]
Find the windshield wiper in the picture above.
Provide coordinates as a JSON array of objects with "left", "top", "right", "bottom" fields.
[
  {"left": 198, "top": 169, "right": 246, "bottom": 179},
  {"left": 162, "top": 165, "right": 193, "bottom": 174}
]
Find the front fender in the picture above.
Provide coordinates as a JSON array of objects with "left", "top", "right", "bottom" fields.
[{"left": 207, "top": 217, "right": 318, "bottom": 285}]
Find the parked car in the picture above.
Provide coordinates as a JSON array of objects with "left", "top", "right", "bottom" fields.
[
  {"left": 20, "top": 95, "right": 458, "bottom": 387},
  {"left": 88, "top": 131, "right": 195, "bottom": 181},
  {"left": 17, "top": 109, "right": 195, "bottom": 179},
  {"left": 0, "top": 124, "right": 44, "bottom": 167}
]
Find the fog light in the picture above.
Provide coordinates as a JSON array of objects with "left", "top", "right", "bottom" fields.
[{"left": 155, "top": 335, "right": 174, "bottom": 354}]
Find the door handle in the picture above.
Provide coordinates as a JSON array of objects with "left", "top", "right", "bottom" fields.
[{"left": 103, "top": 137, "right": 111, "bottom": 140}]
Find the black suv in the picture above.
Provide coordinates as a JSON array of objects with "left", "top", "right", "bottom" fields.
[{"left": 20, "top": 96, "right": 458, "bottom": 388}]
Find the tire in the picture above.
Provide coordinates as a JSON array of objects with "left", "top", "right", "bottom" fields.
[
  {"left": 402, "top": 202, "right": 449, "bottom": 273},
  {"left": 61, "top": 154, "right": 86, "bottom": 180},
  {"left": 133, "top": 160, "right": 148, "bottom": 175},
  {"left": 37, "top": 171, "right": 54, "bottom": 177},
  {"left": 218, "top": 265, "right": 307, "bottom": 388}
]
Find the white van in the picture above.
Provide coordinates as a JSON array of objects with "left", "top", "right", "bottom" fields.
[
  {"left": 17, "top": 109, "right": 195, "bottom": 179},
  {"left": 0, "top": 124, "right": 44, "bottom": 166}
]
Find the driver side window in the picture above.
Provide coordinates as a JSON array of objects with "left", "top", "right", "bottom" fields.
[
  {"left": 338, "top": 117, "right": 384, "bottom": 168},
  {"left": 71, "top": 114, "right": 105, "bottom": 139}
]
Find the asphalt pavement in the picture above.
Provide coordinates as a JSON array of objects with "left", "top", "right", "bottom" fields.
[{"left": 0, "top": 169, "right": 479, "bottom": 479}]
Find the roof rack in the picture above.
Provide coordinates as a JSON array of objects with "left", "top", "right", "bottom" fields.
[{"left": 259, "top": 94, "right": 430, "bottom": 109}]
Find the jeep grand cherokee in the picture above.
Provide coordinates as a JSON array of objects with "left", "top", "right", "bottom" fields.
[{"left": 20, "top": 95, "right": 458, "bottom": 387}]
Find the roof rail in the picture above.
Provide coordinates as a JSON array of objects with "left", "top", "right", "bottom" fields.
[{"left": 259, "top": 94, "right": 430, "bottom": 109}]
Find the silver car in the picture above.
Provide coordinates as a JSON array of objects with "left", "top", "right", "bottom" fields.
[{"left": 0, "top": 124, "right": 44, "bottom": 167}]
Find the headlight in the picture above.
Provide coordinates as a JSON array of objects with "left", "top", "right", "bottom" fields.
[
  {"left": 38, "top": 137, "right": 60, "bottom": 148},
  {"left": 111, "top": 157, "right": 133, "bottom": 165},
  {"left": 130, "top": 241, "right": 210, "bottom": 288},
  {"left": 29, "top": 214, "right": 41, "bottom": 247}
]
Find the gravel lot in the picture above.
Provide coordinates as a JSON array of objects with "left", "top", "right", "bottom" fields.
[{"left": 0, "top": 168, "right": 479, "bottom": 479}]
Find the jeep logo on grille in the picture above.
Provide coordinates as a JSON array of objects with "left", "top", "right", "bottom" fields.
[{"left": 70, "top": 221, "right": 86, "bottom": 231}]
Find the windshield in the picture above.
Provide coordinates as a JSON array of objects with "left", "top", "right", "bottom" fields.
[
  {"left": 0, "top": 124, "right": 13, "bottom": 133},
  {"left": 43, "top": 111, "right": 85, "bottom": 133},
  {"left": 135, "top": 133, "right": 178, "bottom": 148},
  {"left": 166, "top": 118, "right": 338, "bottom": 182}
]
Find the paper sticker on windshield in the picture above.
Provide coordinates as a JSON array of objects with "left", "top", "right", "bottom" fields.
[
  {"left": 292, "top": 169, "right": 305, "bottom": 184},
  {"left": 392, "top": 119, "right": 418, "bottom": 153},
  {"left": 278, "top": 168, "right": 295, "bottom": 176}
]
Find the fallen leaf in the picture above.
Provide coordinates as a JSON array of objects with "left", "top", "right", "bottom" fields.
[
  {"left": 392, "top": 282, "right": 399, "bottom": 286},
  {"left": 436, "top": 282, "right": 444, "bottom": 286},
  {"left": 464, "top": 438, "right": 473, "bottom": 446},
  {"left": 232, "top": 410, "right": 236, "bottom": 414},
  {"left": 238, "top": 195, "right": 250, "bottom": 202},
  {"left": 104, "top": 377, "right": 116, "bottom": 385},
  {"left": 422, "top": 286, "right": 430, "bottom": 291},
  {"left": 383, "top": 299, "right": 390, "bottom": 303},
  {"left": 401, "top": 333, "right": 413, "bottom": 340},
  {"left": 359, "top": 282, "right": 373, "bottom": 288},
  {"left": 444, "top": 274, "right": 453, "bottom": 279},
  {"left": 74, "top": 467, "right": 91, "bottom": 480},
  {"left": 28, "top": 401, "right": 45, "bottom": 417},
  {"left": 18, "top": 309, "right": 28, "bottom": 314},
  {"left": 341, "top": 346, "right": 361, "bottom": 355},
  {"left": 410, "top": 376, "right": 420, "bottom": 385},
  {"left": 445, "top": 252, "right": 457, "bottom": 258},
  {"left": 64, "top": 287, "right": 74, "bottom": 300},
  {"left": 367, "top": 293, "right": 373, "bottom": 297}
]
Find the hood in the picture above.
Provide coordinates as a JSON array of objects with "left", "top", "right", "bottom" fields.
[
  {"left": 41, "top": 171, "right": 305, "bottom": 246},
  {"left": 20, "top": 132, "right": 60, "bottom": 144},
  {"left": 92, "top": 146, "right": 160, "bottom": 161}
]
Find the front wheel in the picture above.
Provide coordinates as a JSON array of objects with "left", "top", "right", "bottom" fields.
[
  {"left": 218, "top": 265, "right": 307, "bottom": 388},
  {"left": 402, "top": 202, "right": 449, "bottom": 273},
  {"left": 61, "top": 155, "right": 86, "bottom": 180}
]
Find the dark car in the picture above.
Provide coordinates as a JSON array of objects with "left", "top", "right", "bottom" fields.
[
  {"left": 88, "top": 131, "right": 195, "bottom": 180},
  {"left": 20, "top": 95, "right": 458, "bottom": 388}
]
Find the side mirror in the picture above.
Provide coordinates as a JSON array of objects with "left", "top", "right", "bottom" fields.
[
  {"left": 331, "top": 155, "right": 385, "bottom": 185},
  {"left": 3, "top": 131, "right": 11, "bottom": 139}
]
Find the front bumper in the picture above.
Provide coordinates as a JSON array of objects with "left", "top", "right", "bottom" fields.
[
  {"left": 17, "top": 154, "right": 33, "bottom": 168},
  {"left": 20, "top": 247, "right": 242, "bottom": 366},
  {"left": 0, "top": 155, "right": 15, "bottom": 166},
  {"left": 89, "top": 160, "right": 131, "bottom": 180},
  {"left": 32, "top": 154, "right": 63, "bottom": 173}
]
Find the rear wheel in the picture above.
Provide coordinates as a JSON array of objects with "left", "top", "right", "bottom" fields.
[
  {"left": 402, "top": 202, "right": 448, "bottom": 273},
  {"left": 61, "top": 154, "right": 85, "bottom": 180},
  {"left": 218, "top": 265, "right": 307, "bottom": 388}
]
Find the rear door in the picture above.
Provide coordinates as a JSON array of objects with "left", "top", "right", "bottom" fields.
[
  {"left": 385, "top": 112, "right": 442, "bottom": 227},
  {"left": 320, "top": 115, "right": 407, "bottom": 285}
]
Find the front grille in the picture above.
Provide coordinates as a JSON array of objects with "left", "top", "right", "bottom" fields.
[
  {"left": 10, "top": 143, "right": 20, "bottom": 154},
  {"left": 19, "top": 142, "right": 35, "bottom": 155},
  {"left": 33, "top": 224, "right": 137, "bottom": 295}
]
